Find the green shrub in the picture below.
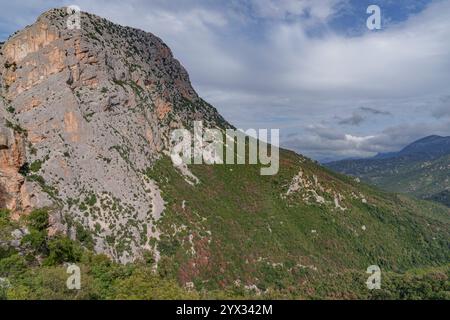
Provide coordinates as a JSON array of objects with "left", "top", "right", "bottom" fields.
[
  {"left": 44, "top": 236, "right": 82, "bottom": 266},
  {"left": 27, "top": 209, "right": 49, "bottom": 231},
  {"left": 0, "top": 209, "right": 19, "bottom": 242},
  {"left": 22, "top": 229, "right": 47, "bottom": 253},
  {"left": 78, "top": 203, "right": 88, "bottom": 211},
  {"left": 112, "top": 269, "right": 198, "bottom": 300},
  {"left": 84, "top": 194, "right": 97, "bottom": 206},
  {"left": 0, "top": 254, "right": 27, "bottom": 277},
  {"left": 29, "top": 160, "right": 43, "bottom": 173},
  {"left": 157, "top": 239, "right": 180, "bottom": 256},
  {"left": 0, "top": 209, "right": 10, "bottom": 221},
  {"left": 75, "top": 223, "right": 94, "bottom": 249},
  {"left": 0, "top": 246, "right": 16, "bottom": 260}
]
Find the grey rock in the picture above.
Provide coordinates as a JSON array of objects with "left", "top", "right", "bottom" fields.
[{"left": 0, "top": 8, "right": 230, "bottom": 263}]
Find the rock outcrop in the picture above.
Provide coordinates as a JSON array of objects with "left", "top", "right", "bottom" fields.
[
  {"left": 0, "top": 106, "right": 26, "bottom": 211},
  {"left": 0, "top": 8, "right": 229, "bottom": 263}
]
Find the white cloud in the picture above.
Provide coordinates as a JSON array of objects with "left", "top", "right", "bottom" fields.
[
  {"left": 344, "top": 134, "right": 375, "bottom": 145},
  {"left": 267, "top": 1, "right": 450, "bottom": 99}
]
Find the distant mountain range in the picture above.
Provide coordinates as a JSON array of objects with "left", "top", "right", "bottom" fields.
[{"left": 326, "top": 135, "right": 450, "bottom": 207}]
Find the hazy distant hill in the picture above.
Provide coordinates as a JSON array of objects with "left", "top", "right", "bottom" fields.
[{"left": 326, "top": 136, "right": 450, "bottom": 207}]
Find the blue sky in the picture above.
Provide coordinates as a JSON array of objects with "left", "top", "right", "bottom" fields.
[{"left": 1, "top": 0, "right": 449, "bottom": 161}]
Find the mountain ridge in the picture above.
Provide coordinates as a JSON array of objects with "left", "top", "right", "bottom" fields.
[
  {"left": 0, "top": 8, "right": 449, "bottom": 296},
  {"left": 391, "top": 135, "right": 450, "bottom": 159}
]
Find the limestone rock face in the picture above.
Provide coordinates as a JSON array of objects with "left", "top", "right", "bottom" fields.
[
  {"left": 0, "top": 108, "right": 25, "bottom": 211},
  {"left": 0, "top": 8, "right": 229, "bottom": 263},
  {"left": 0, "top": 106, "right": 52, "bottom": 218}
]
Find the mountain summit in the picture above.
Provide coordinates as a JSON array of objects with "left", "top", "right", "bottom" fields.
[
  {"left": 0, "top": 8, "right": 449, "bottom": 294},
  {"left": 397, "top": 135, "right": 450, "bottom": 159},
  {"left": 372, "top": 135, "right": 450, "bottom": 160}
]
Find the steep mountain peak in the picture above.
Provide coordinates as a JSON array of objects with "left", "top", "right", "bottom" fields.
[
  {"left": 371, "top": 135, "right": 450, "bottom": 161},
  {"left": 405, "top": 135, "right": 447, "bottom": 148},
  {"left": 399, "top": 135, "right": 450, "bottom": 155},
  {"left": 0, "top": 7, "right": 229, "bottom": 263},
  {"left": 2, "top": 7, "right": 226, "bottom": 120}
]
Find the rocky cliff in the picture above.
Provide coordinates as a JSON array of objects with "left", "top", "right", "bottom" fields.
[
  {"left": 0, "top": 8, "right": 229, "bottom": 263},
  {"left": 0, "top": 105, "right": 28, "bottom": 213}
]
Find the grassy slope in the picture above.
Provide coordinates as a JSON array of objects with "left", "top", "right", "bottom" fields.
[{"left": 147, "top": 149, "right": 450, "bottom": 292}]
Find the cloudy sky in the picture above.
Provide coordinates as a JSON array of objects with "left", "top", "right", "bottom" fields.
[{"left": 1, "top": 0, "right": 449, "bottom": 162}]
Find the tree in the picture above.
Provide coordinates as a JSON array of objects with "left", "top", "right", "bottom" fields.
[
  {"left": 27, "top": 209, "right": 49, "bottom": 232},
  {"left": 44, "top": 236, "right": 82, "bottom": 266}
]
